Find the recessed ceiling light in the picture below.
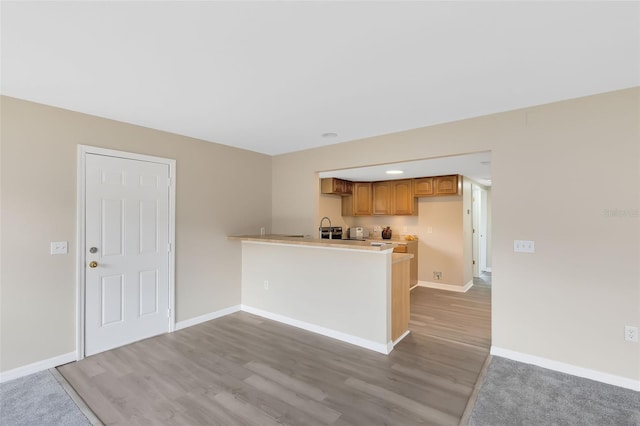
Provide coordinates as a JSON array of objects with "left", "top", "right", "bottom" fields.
[
  {"left": 386, "top": 170, "right": 404, "bottom": 175},
  {"left": 321, "top": 132, "right": 338, "bottom": 138}
]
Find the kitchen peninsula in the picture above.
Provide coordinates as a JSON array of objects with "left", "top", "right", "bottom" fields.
[{"left": 229, "top": 234, "right": 412, "bottom": 354}]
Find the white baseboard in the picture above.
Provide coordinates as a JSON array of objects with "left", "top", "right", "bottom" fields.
[
  {"left": 393, "top": 330, "right": 410, "bottom": 347},
  {"left": 175, "top": 305, "right": 241, "bottom": 331},
  {"left": 0, "top": 351, "right": 77, "bottom": 384},
  {"left": 491, "top": 346, "right": 640, "bottom": 392},
  {"left": 417, "top": 279, "right": 474, "bottom": 293},
  {"left": 241, "top": 305, "right": 391, "bottom": 355}
]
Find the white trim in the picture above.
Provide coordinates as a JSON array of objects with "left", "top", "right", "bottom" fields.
[
  {"left": 0, "top": 352, "right": 76, "bottom": 384},
  {"left": 175, "top": 305, "right": 241, "bottom": 331},
  {"left": 392, "top": 330, "right": 410, "bottom": 347},
  {"left": 241, "top": 305, "right": 391, "bottom": 354},
  {"left": 76, "top": 145, "right": 177, "bottom": 360},
  {"left": 484, "top": 267, "right": 492, "bottom": 272},
  {"left": 491, "top": 346, "right": 640, "bottom": 392},
  {"left": 417, "top": 280, "right": 474, "bottom": 292}
]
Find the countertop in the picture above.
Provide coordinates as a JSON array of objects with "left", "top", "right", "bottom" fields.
[{"left": 228, "top": 234, "right": 398, "bottom": 252}]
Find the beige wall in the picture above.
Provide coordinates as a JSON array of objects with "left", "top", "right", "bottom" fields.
[
  {"left": 272, "top": 88, "right": 640, "bottom": 381},
  {"left": 0, "top": 96, "right": 272, "bottom": 372},
  {"left": 241, "top": 242, "right": 391, "bottom": 348},
  {"left": 346, "top": 197, "right": 466, "bottom": 286}
]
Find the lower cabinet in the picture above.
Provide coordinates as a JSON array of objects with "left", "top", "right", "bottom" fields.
[
  {"left": 393, "top": 241, "right": 418, "bottom": 286},
  {"left": 392, "top": 256, "right": 411, "bottom": 341}
]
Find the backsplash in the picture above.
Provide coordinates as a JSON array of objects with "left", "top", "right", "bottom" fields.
[{"left": 351, "top": 216, "right": 420, "bottom": 239}]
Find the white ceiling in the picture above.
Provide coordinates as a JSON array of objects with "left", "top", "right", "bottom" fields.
[
  {"left": 319, "top": 152, "right": 492, "bottom": 186},
  {"left": 1, "top": 2, "right": 638, "bottom": 156}
]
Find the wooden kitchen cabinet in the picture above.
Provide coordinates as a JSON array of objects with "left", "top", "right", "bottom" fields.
[
  {"left": 342, "top": 182, "right": 372, "bottom": 216},
  {"left": 320, "top": 178, "right": 352, "bottom": 196},
  {"left": 414, "top": 177, "right": 434, "bottom": 196},
  {"left": 393, "top": 241, "right": 418, "bottom": 286},
  {"left": 392, "top": 179, "right": 416, "bottom": 215},
  {"left": 371, "top": 179, "right": 416, "bottom": 216},
  {"left": 391, "top": 255, "right": 411, "bottom": 341},
  {"left": 372, "top": 181, "right": 392, "bottom": 215},
  {"left": 434, "top": 175, "right": 459, "bottom": 195},
  {"left": 414, "top": 175, "right": 460, "bottom": 197}
]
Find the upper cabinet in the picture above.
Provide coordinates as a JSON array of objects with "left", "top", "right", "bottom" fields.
[
  {"left": 414, "top": 175, "right": 460, "bottom": 197},
  {"left": 414, "top": 177, "right": 434, "bottom": 196},
  {"left": 392, "top": 179, "right": 416, "bottom": 215},
  {"left": 329, "top": 175, "right": 461, "bottom": 216},
  {"left": 434, "top": 175, "right": 459, "bottom": 195},
  {"left": 342, "top": 182, "right": 372, "bottom": 216},
  {"left": 321, "top": 178, "right": 352, "bottom": 196},
  {"left": 372, "top": 181, "right": 392, "bottom": 215}
]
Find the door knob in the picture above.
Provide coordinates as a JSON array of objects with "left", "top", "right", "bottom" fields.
[
  {"left": 89, "top": 247, "right": 98, "bottom": 254},
  {"left": 89, "top": 261, "right": 98, "bottom": 268}
]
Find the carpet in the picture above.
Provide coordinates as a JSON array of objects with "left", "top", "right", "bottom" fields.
[
  {"left": 469, "top": 356, "right": 640, "bottom": 426},
  {"left": 0, "top": 370, "right": 91, "bottom": 426}
]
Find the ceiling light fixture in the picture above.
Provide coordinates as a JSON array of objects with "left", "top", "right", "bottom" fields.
[
  {"left": 386, "top": 170, "right": 404, "bottom": 175},
  {"left": 321, "top": 132, "right": 338, "bottom": 138}
]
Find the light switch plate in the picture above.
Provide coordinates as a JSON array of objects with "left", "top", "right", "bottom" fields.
[
  {"left": 514, "top": 240, "right": 535, "bottom": 253},
  {"left": 50, "top": 241, "right": 68, "bottom": 255}
]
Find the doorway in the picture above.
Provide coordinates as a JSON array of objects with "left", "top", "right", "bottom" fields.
[
  {"left": 77, "top": 146, "right": 176, "bottom": 358},
  {"left": 472, "top": 184, "right": 491, "bottom": 278}
]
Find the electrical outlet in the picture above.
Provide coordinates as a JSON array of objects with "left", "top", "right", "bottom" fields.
[
  {"left": 264, "top": 280, "right": 269, "bottom": 290},
  {"left": 433, "top": 272, "right": 442, "bottom": 280},
  {"left": 260, "top": 227, "right": 266, "bottom": 236},
  {"left": 625, "top": 325, "right": 638, "bottom": 342}
]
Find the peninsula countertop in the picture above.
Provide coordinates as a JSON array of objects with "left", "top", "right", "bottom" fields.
[{"left": 228, "top": 234, "right": 399, "bottom": 252}]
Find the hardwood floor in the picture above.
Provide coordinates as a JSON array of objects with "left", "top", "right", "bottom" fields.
[{"left": 59, "top": 278, "right": 491, "bottom": 425}]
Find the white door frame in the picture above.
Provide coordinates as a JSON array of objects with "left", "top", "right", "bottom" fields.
[{"left": 76, "top": 145, "right": 176, "bottom": 360}]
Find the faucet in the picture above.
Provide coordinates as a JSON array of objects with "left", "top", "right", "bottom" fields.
[{"left": 319, "top": 216, "right": 332, "bottom": 239}]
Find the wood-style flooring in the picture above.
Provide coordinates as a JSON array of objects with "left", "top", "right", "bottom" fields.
[{"left": 59, "top": 277, "right": 491, "bottom": 425}]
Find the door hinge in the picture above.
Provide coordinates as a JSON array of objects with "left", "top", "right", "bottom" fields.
[
  {"left": 168, "top": 243, "right": 172, "bottom": 253},
  {"left": 168, "top": 308, "right": 172, "bottom": 318},
  {"left": 167, "top": 177, "right": 173, "bottom": 187}
]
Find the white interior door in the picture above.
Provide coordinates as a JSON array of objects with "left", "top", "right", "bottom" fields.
[
  {"left": 85, "top": 153, "right": 170, "bottom": 356},
  {"left": 472, "top": 186, "right": 481, "bottom": 277}
]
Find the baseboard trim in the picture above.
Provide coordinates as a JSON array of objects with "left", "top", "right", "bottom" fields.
[
  {"left": 392, "top": 330, "right": 410, "bottom": 347},
  {"left": 241, "top": 305, "right": 391, "bottom": 354},
  {"left": 491, "top": 346, "right": 640, "bottom": 392},
  {"left": 0, "top": 351, "right": 77, "bottom": 384},
  {"left": 417, "top": 279, "right": 474, "bottom": 292},
  {"left": 175, "top": 305, "right": 241, "bottom": 331}
]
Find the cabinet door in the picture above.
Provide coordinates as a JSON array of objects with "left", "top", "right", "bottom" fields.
[
  {"left": 392, "top": 179, "right": 415, "bottom": 215},
  {"left": 353, "top": 182, "right": 372, "bottom": 216},
  {"left": 414, "top": 177, "right": 434, "bottom": 196},
  {"left": 372, "top": 181, "right": 392, "bottom": 215},
  {"left": 435, "top": 175, "right": 459, "bottom": 195},
  {"left": 342, "top": 183, "right": 372, "bottom": 216}
]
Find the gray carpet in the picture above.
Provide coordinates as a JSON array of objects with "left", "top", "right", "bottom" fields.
[
  {"left": 0, "top": 370, "right": 90, "bottom": 426},
  {"left": 469, "top": 356, "right": 640, "bottom": 426}
]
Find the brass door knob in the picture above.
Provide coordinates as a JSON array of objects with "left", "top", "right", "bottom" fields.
[{"left": 89, "top": 261, "right": 98, "bottom": 268}]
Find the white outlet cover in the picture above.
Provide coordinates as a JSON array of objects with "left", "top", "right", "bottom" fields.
[
  {"left": 625, "top": 325, "right": 638, "bottom": 342},
  {"left": 50, "top": 241, "right": 68, "bottom": 254}
]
